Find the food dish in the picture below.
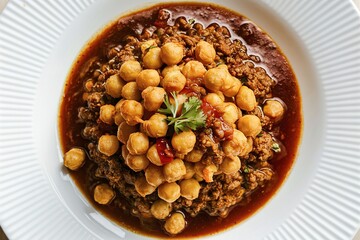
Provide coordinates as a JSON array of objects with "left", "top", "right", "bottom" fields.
[
  {"left": 0, "top": 0, "right": 359, "bottom": 239},
  {"left": 59, "top": 3, "right": 301, "bottom": 237}
]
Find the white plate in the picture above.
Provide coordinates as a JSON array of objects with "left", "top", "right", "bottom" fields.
[{"left": 1, "top": 0, "right": 360, "bottom": 239}]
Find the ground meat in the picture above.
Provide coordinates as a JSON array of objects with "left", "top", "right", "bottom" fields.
[{"left": 253, "top": 132, "right": 274, "bottom": 161}]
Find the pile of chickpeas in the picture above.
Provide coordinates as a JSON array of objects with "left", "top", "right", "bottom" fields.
[{"left": 63, "top": 38, "right": 285, "bottom": 235}]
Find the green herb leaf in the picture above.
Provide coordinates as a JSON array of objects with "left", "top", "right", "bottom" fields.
[
  {"left": 188, "top": 18, "right": 195, "bottom": 25},
  {"left": 158, "top": 93, "right": 206, "bottom": 133},
  {"left": 240, "top": 76, "right": 248, "bottom": 84},
  {"left": 271, "top": 142, "right": 281, "bottom": 153},
  {"left": 243, "top": 166, "right": 250, "bottom": 173}
]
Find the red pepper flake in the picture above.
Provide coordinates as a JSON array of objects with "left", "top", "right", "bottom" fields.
[
  {"left": 201, "top": 99, "right": 222, "bottom": 118},
  {"left": 156, "top": 138, "right": 174, "bottom": 164}
]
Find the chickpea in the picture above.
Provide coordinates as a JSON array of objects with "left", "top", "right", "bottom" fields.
[
  {"left": 105, "top": 74, "right": 125, "bottom": 98},
  {"left": 119, "top": 60, "right": 142, "bottom": 82},
  {"left": 162, "top": 65, "right": 181, "bottom": 77},
  {"left": 183, "top": 162, "right": 195, "bottom": 179},
  {"left": 161, "top": 42, "right": 184, "bottom": 65},
  {"left": 135, "top": 176, "right": 156, "bottom": 197},
  {"left": 220, "top": 155, "right": 241, "bottom": 174},
  {"left": 223, "top": 76, "right": 242, "bottom": 97},
  {"left": 125, "top": 154, "right": 149, "bottom": 172},
  {"left": 151, "top": 200, "right": 172, "bottom": 220},
  {"left": 120, "top": 100, "right": 144, "bottom": 126},
  {"left": 204, "top": 67, "right": 228, "bottom": 92},
  {"left": 240, "top": 137, "right": 253, "bottom": 157},
  {"left": 114, "top": 100, "right": 125, "bottom": 125},
  {"left": 142, "top": 113, "right": 168, "bottom": 138},
  {"left": 181, "top": 60, "right": 206, "bottom": 79},
  {"left": 63, "top": 147, "right": 86, "bottom": 170},
  {"left": 143, "top": 47, "right": 163, "bottom": 69},
  {"left": 263, "top": 100, "right": 284, "bottom": 121},
  {"left": 203, "top": 93, "right": 223, "bottom": 107},
  {"left": 145, "top": 164, "right": 165, "bottom": 187},
  {"left": 180, "top": 178, "right": 201, "bottom": 200},
  {"left": 169, "top": 94, "right": 187, "bottom": 116},
  {"left": 141, "top": 39, "right": 157, "bottom": 53},
  {"left": 235, "top": 86, "right": 257, "bottom": 111},
  {"left": 141, "top": 86, "right": 166, "bottom": 112},
  {"left": 126, "top": 132, "right": 149, "bottom": 155},
  {"left": 121, "top": 145, "right": 129, "bottom": 160},
  {"left": 163, "top": 159, "right": 186, "bottom": 183},
  {"left": 222, "top": 129, "right": 247, "bottom": 156},
  {"left": 194, "top": 162, "right": 217, "bottom": 182},
  {"left": 164, "top": 212, "right": 186, "bottom": 235},
  {"left": 93, "top": 183, "right": 115, "bottom": 205},
  {"left": 158, "top": 182, "right": 181, "bottom": 203},
  {"left": 184, "top": 149, "right": 204, "bottom": 163},
  {"left": 237, "top": 115, "right": 262, "bottom": 138},
  {"left": 99, "top": 104, "right": 115, "bottom": 125},
  {"left": 195, "top": 40, "right": 216, "bottom": 64},
  {"left": 162, "top": 70, "right": 186, "bottom": 92},
  {"left": 171, "top": 131, "right": 196, "bottom": 155},
  {"left": 98, "top": 134, "right": 119, "bottom": 156},
  {"left": 121, "top": 82, "right": 141, "bottom": 101},
  {"left": 147, "top": 144, "right": 162, "bottom": 166},
  {"left": 117, "top": 122, "right": 138, "bottom": 144},
  {"left": 219, "top": 102, "right": 240, "bottom": 125},
  {"left": 136, "top": 69, "right": 160, "bottom": 90}
]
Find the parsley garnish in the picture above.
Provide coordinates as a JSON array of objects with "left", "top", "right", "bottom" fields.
[
  {"left": 243, "top": 166, "right": 250, "bottom": 173},
  {"left": 158, "top": 92, "right": 206, "bottom": 134},
  {"left": 271, "top": 142, "right": 281, "bottom": 153},
  {"left": 188, "top": 18, "right": 195, "bottom": 25}
]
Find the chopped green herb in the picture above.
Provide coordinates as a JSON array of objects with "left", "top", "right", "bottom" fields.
[
  {"left": 145, "top": 45, "right": 157, "bottom": 52},
  {"left": 240, "top": 76, "right": 248, "bottom": 84},
  {"left": 271, "top": 142, "right": 281, "bottom": 153},
  {"left": 188, "top": 18, "right": 195, "bottom": 25},
  {"left": 243, "top": 166, "right": 250, "bottom": 173},
  {"left": 158, "top": 92, "right": 206, "bottom": 134},
  {"left": 257, "top": 131, "right": 263, "bottom": 137}
]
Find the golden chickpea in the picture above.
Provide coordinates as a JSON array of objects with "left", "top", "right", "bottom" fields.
[
  {"left": 161, "top": 42, "right": 184, "bottom": 65},
  {"left": 119, "top": 60, "right": 142, "bottom": 82},
  {"left": 223, "top": 76, "right": 242, "bottom": 97},
  {"left": 235, "top": 86, "right": 257, "bottom": 111},
  {"left": 99, "top": 104, "right": 115, "bottom": 125},
  {"left": 237, "top": 115, "right": 262, "bottom": 138},
  {"left": 105, "top": 74, "right": 125, "bottom": 98},
  {"left": 180, "top": 178, "right": 201, "bottom": 200},
  {"left": 141, "top": 86, "right": 166, "bottom": 112},
  {"left": 126, "top": 132, "right": 149, "bottom": 155},
  {"left": 140, "top": 40, "right": 157, "bottom": 53},
  {"left": 219, "top": 102, "right": 240, "bottom": 125},
  {"left": 171, "top": 131, "right": 196, "bottom": 155},
  {"left": 121, "top": 82, "right": 141, "bottom": 101},
  {"left": 164, "top": 212, "right": 186, "bottom": 235},
  {"left": 147, "top": 144, "right": 162, "bottom": 166},
  {"left": 185, "top": 149, "right": 204, "bottom": 163},
  {"left": 183, "top": 162, "right": 195, "bottom": 179},
  {"left": 121, "top": 145, "right": 129, "bottom": 160},
  {"left": 141, "top": 113, "right": 168, "bottom": 138},
  {"left": 162, "top": 70, "right": 186, "bottom": 92},
  {"left": 204, "top": 67, "right": 228, "bottom": 92},
  {"left": 181, "top": 60, "right": 206, "bottom": 79},
  {"left": 145, "top": 164, "right": 165, "bottom": 187},
  {"left": 169, "top": 94, "right": 187, "bottom": 116},
  {"left": 158, "top": 182, "right": 181, "bottom": 203},
  {"left": 98, "top": 134, "right": 119, "bottom": 156},
  {"left": 220, "top": 156, "right": 241, "bottom": 174},
  {"left": 125, "top": 154, "right": 149, "bottom": 172},
  {"left": 120, "top": 100, "right": 144, "bottom": 126},
  {"left": 135, "top": 176, "right": 156, "bottom": 197},
  {"left": 117, "top": 122, "right": 138, "bottom": 144},
  {"left": 194, "top": 162, "right": 217, "bottom": 182},
  {"left": 136, "top": 69, "right": 160, "bottom": 90},
  {"left": 143, "top": 47, "right": 163, "bottom": 69},
  {"left": 222, "top": 129, "right": 247, "bottom": 156},
  {"left": 263, "top": 100, "right": 284, "bottom": 121},
  {"left": 163, "top": 159, "right": 186, "bottom": 183},
  {"left": 114, "top": 99, "right": 125, "bottom": 125},
  {"left": 162, "top": 65, "right": 181, "bottom": 77},
  {"left": 93, "top": 183, "right": 115, "bottom": 205},
  {"left": 64, "top": 148, "right": 86, "bottom": 170},
  {"left": 203, "top": 93, "right": 223, "bottom": 107},
  {"left": 239, "top": 137, "right": 253, "bottom": 157},
  {"left": 195, "top": 40, "right": 216, "bottom": 64},
  {"left": 151, "top": 200, "right": 172, "bottom": 220}
]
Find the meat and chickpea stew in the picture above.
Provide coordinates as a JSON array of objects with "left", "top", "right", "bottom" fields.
[{"left": 59, "top": 3, "right": 302, "bottom": 238}]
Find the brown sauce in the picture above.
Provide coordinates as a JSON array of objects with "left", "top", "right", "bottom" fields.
[{"left": 59, "top": 2, "right": 302, "bottom": 238}]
